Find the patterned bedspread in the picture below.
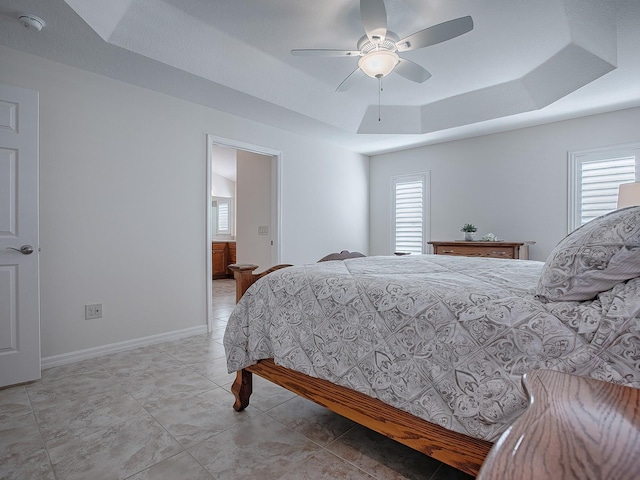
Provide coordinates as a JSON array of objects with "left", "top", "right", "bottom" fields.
[{"left": 223, "top": 254, "right": 640, "bottom": 441}]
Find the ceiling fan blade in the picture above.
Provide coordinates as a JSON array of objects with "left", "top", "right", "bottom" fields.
[
  {"left": 291, "top": 49, "right": 360, "bottom": 57},
  {"left": 360, "top": 0, "right": 387, "bottom": 41},
  {"left": 395, "top": 58, "right": 432, "bottom": 83},
  {"left": 336, "top": 68, "right": 366, "bottom": 92},
  {"left": 397, "top": 15, "right": 473, "bottom": 51}
]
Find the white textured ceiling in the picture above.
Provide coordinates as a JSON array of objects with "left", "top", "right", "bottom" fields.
[{"left": 0, "top": 0, "right": 639, "bottom": 154}]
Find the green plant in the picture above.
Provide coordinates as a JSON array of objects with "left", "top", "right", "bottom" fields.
[{"left": 460, "top": 223, "right": 477, "bottom": 233}]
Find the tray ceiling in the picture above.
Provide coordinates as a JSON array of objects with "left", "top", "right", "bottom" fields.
[{"left": 0, "top": 0, "right": 639, "bottom": 154}]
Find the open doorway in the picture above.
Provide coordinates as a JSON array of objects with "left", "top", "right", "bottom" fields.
[{"left": 205, "top": 135, "right": 281, "bottom": 332}]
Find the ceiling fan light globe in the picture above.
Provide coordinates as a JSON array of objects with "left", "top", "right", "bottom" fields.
[{"left": 358, "top": 50, "right": 399, "bottom": 78}]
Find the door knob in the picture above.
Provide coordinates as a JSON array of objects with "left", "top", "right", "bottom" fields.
[{"left": 6, "top": 245, "right": 34, "bottom": 255}]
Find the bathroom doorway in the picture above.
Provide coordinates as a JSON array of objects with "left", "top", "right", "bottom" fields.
[{"left": 205, "top": 135, "right": 281, "bottom": 332}]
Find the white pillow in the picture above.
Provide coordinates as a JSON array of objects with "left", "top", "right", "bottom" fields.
[{"left": 536, "top": 206, "right": 640, "bottom": 302}]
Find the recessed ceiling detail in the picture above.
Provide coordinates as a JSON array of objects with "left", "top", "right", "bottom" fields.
[
  {"left": 359, "top": 0, "right": 617, "bottom": 134},
  {"left": 62, "top": 0, "right": 618, "bottom": 136},
  {"left": 0, "top": 0, "right": 636, "bottom": 154}
]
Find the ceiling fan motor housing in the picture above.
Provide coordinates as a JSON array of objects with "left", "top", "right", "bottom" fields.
[{"left": 357, "top": 32, "right": 399, "bottom": 54}]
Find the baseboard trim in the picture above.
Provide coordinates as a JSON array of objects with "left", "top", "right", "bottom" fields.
[{"left": 41, "top": 325, "right": 209, "bottom": 369}]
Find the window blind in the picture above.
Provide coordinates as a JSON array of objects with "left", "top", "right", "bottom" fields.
[
  {"left": 579, "top": 156, "right": 635, "bottom": 225},
  {"left": 393, "top": 179, "right": 424, "bottom": 254}
]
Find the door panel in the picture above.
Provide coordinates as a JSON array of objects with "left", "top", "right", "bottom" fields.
[{"left": 0, "top": 83, "right": 40, "bottom": 387}]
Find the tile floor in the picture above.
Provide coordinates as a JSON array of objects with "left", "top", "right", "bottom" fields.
[{"left": 0, "top": 279, "right": 473, "bottom": 480}]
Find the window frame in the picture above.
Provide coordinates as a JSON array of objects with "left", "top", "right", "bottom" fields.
[
  {"left": 390, "top": 172, "right": 430, "bottom": 255},
  {"left": 568, "top": 143, "right": 640, "bottom": 233}
]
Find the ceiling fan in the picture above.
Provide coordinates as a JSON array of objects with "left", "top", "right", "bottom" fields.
[{"left": 291, "top": 0, "right": 474, "bottom": 92}]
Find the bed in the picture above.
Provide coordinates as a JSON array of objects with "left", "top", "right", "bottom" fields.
[{"left": 223, "top": 206, "right": 640, "bottom": 476}]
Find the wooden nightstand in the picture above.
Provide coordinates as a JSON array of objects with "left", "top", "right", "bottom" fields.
[
  {"left": 477, "top": 370, "right": 640, "bottom": 480},
  {"left": 428, "top": 241, "right": 533, "bottom": 260}
]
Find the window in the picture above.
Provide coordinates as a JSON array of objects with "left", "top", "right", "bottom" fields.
[
  {"left": 216, "top": 199, "right": 230, "bottom": 234},
  {"left": 391, "top": 173, "right": 429, "bottom": 254},
  {"left": 568, "top": 144, "right": 640, "bottom": 232}
]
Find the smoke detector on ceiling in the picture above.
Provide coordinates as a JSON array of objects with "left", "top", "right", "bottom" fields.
[{"left": 18, "top": 14, "right": 46, "bottom": 31}]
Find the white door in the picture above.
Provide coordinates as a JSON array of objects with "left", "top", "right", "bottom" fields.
[{"left": 0, "top": 83, "right": 40, "bottom": 387}]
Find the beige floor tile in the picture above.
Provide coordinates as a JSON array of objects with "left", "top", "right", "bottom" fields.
[
  {"left": 140, "top": 387, "right": 260, "bottom": 448},
  {"left": 126, "top": 451, "right": 213, "bottom": 480},
  {"left": 190, "top": 355, "right": 236, "bottom": 387},
  {"left": 40, "top": 357, "right": 106, "bottom": 382},
  {"left": 209, "top": 319, "right": 230, "bottom": 332},
  {"left": 26, "top": 370, "right": 123, "bottom": 410},
  {"left": 34, "top": 390, "right": 145, "bottom": 449},
  {"left": 48, "top": 413, "right": 183, "bottom": 480},
  {"left": 0, "top": 411, "right": 54, "bottom": 480},
  {"left": 209, "top": 326, "right": 226, "bottom": 341},
  {"left": 246, "top": 375, "right": 298, "bottom": 412},
  {"left": 267, "top": 395, "right": 357, "bottom": 446},
  {"left": 0, "top": 447, "right": 56, "bottom": 480},
  {"left": 327, "top": 424, "right": 461, "bottom": 480},
  {"left": 0, "top": 385, "right": 32, "bottom": 416},
  {"left": 278, "top": 449, "right": 375, "bottom": 480},
  {"left": 162, "top": 340, "right": 226, "bottom": 365},
  {"left": 212, "top": 306, "right": 235, "bottom": 316},
  {"left": 188, "top": 412, "right": 321, "bottom": 480},
  {"left": 101, "top": 349, "right": 185, "bottom": 376},
  {"left": 119, "top": 366, "right": 217, "bottom": 404}
]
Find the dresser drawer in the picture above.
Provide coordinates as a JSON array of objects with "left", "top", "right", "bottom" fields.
[
  {"left": 429, "top": 241, "right": 532, "bottom": 260},
  {"left": 436, "top": 245, "right": 515, "bottom": 259}
]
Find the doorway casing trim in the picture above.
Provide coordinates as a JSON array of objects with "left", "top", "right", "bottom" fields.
[{"left": 205, "top": 134, "right": 282, "bottom": 333}]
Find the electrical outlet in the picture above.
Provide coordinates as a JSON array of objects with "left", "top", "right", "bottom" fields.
[
  {"left": 85, "top": 303, "right": 103, "bottom": 320},
  {"left": 258, "top": 226, "right": 269, "bottom": 235}
]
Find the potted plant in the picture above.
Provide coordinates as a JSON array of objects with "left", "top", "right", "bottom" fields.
[{"left": 461, "top": 223, "right": 477, "bottom": 241}]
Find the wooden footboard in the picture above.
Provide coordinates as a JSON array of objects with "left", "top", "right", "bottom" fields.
[
  {"left": 227, "top": 263, "right": 493, "bottom": 477},
  {"left": 228, "top": 263, "right": 293, "bottom": 303}
]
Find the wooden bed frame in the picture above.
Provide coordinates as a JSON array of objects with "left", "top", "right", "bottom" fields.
[{"left": 228, "top": 264, "right": 493, "bottom": 477}]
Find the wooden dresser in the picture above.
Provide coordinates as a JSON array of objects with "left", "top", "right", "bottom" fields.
[
  {"left": 212, "top": 241, "right": 236, "bottom": 279},
  {"left": 428, "top": 241, "right": 532, "bottom": 260}
]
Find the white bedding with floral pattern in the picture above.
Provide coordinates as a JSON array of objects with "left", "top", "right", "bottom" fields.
[{"left": 224, "top": 252, "right": 640, "bottom": 442}]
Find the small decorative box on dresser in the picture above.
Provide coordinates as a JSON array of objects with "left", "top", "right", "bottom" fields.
[{"left": 428, "top": 241, "right": 534, "bottom": 260}]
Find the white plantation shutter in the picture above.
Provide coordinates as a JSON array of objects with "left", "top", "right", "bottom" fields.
[
  {"left": 392, "top": 174, "right": 429, "bottom": 254},
  {"left": 580, "top": 157, "right": 635, "bottom": 223},
  {"left": 217, "top": 200, "right": 230, "bottom": 234},
  {"left": 569, "top": 145, "right": 640, "bottom": 232}
]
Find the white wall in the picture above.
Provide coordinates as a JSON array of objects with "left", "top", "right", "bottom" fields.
[
  {"left": 236, "top": 151, "right": 272, "bottom": 270},
  {"left": 0, "top": 45, "right": 369, "bottom": 358},
  {"left": 370, "top": 107, "right": 640, "bottom": 261},
  {"left": 283, "top": 148, "right": 370, "bottom": 262},
  {"left": 211, "top": 171, "right": 235, "bottom": 199}
]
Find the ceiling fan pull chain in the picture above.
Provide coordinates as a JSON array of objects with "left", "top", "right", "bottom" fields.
[{"left": 378, "top": 76, "right": 382, "bottom": 121}]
